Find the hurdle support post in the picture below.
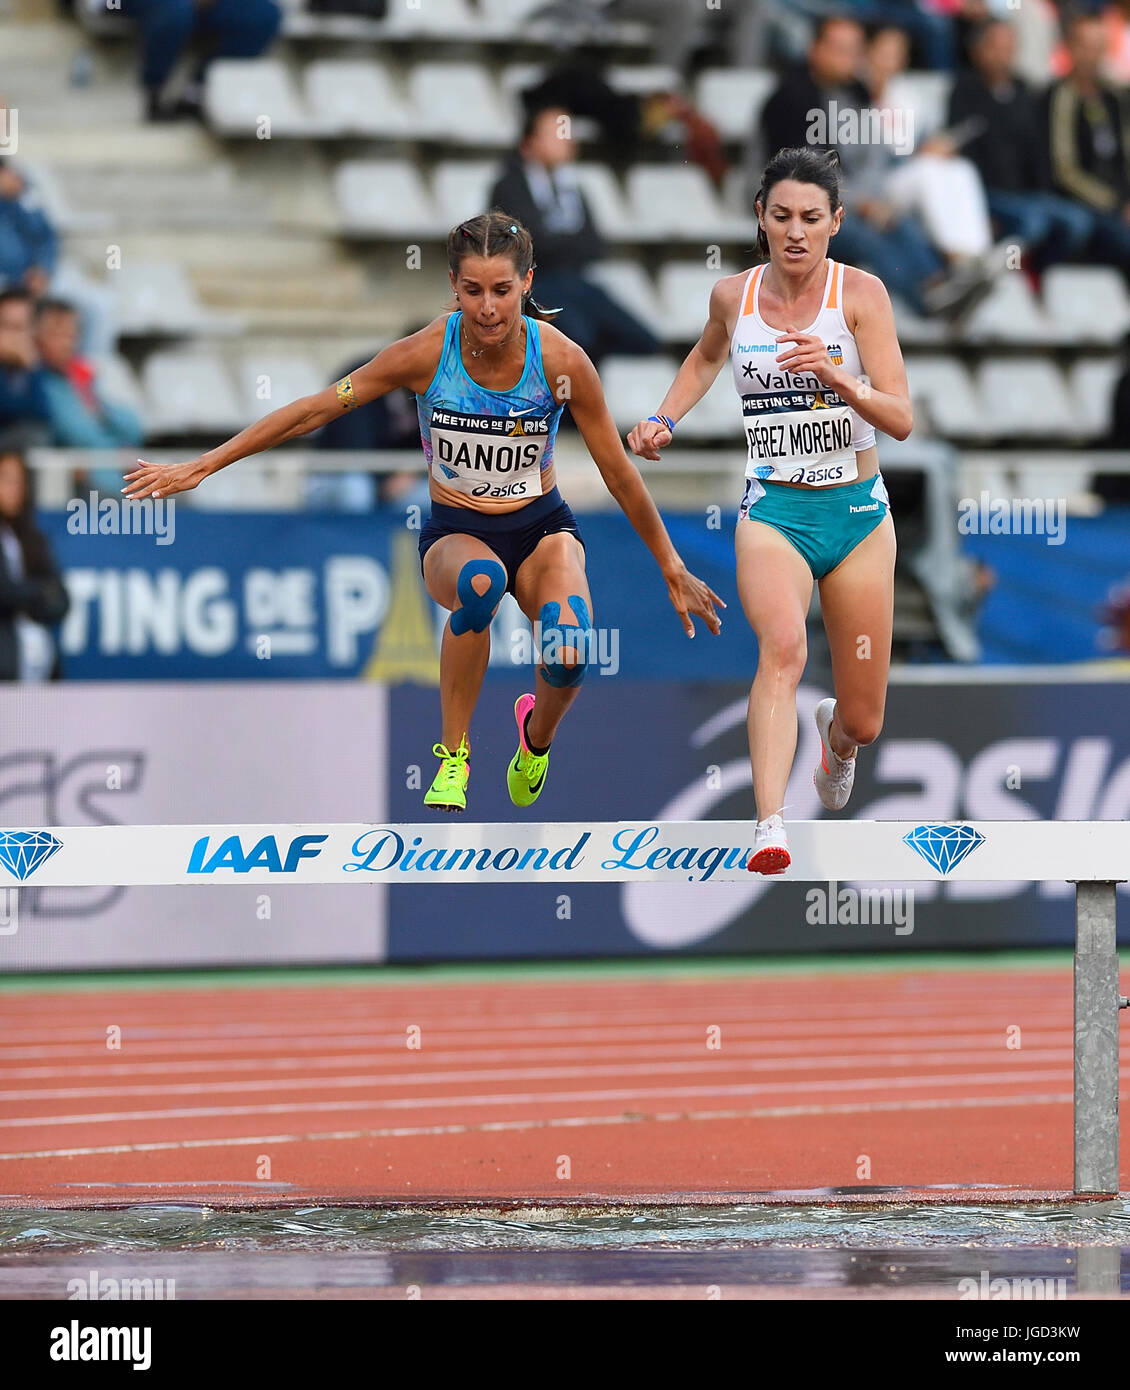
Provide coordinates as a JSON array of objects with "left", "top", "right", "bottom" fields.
[{"left": 1073, "top": 881, "right": 1120, "bottom": 1197}]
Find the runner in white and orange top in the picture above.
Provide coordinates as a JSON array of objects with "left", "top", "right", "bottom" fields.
[{"left": 628, "top": 146, "right": 914, "bottom": 875}]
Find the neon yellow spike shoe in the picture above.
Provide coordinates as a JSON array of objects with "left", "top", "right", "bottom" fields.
[
  {"left": 423, "top": 737, "right": 470, "bottom": 813},
  {"left": 507, "top": 693, "right": 550, "bottom": 808}
]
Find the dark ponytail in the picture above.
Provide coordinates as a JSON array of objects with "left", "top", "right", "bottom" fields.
[
  {"left": 446, "top": 210, "right": 561, "bottom": 321},
  {"left": 754, "top": 146, "right": 843, "bottom": 261}
]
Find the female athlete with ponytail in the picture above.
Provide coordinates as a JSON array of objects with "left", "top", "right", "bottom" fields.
[
  {"left": 124, "top": 211, "right": 722, "bottom": 812},
  {"left": 629, "top": 147, "right": 912, "bottom": 874}
]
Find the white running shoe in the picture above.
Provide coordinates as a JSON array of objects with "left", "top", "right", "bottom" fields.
[
  {"left": 747, "top": 813, "right": 791, "bottom": 875},
  {"left": 814, "top": 697, "right": 856, "bottom": 812}
]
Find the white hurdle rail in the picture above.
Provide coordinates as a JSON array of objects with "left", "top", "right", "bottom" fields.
[{"left": 3, "top": 818, "right": 1126, "bottom": 1197}]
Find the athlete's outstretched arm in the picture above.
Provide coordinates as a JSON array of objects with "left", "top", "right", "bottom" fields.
[
  {"left": 626, "top": 277, "right": 737, "bottom": 462},
  {"left": 122, "top": 321, "right": 444, "bottom": 500},
  {"left": 562, "top": 340, "right": 724, "bottom": 638}
]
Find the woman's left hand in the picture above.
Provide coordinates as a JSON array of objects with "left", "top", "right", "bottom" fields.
[{"left": 774, "top": 325, "right": 840, "bottom": 386}]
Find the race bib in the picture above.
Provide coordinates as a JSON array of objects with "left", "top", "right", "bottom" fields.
[
  {"left": 742, "top": 396, "right": 858, "bottom": 487},
  {"left": 429, "top": 406, "right": 549, "bottom": 501}
]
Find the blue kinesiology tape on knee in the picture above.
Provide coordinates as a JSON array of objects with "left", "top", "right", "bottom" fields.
[
  {"left": 538, "top": 594, "right": 592, "bottom": 688},
  {"left": 450, "top": 560, "right": 506, "bottom": 635}
]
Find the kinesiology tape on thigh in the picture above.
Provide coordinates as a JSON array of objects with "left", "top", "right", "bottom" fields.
[
  {"left": 537, "top": 595, "right": 592, "bottom": 687},
  {"left": 450, "top": 560, "right": 506, "bottom": 635}
]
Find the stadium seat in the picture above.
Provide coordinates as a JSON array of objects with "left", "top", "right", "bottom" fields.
[
  {"left": 383, "top": 0, "right": 482, "bottom": 36},
  {"left": 238, "top": 354, "right": 326, "bottom": 422},
  {"left": 676, "top": 368, "right": 741, "bottom": 440},
  {"left": 571, "top": 163, "right": 636, "bottom": 241},
  {"left": 406, "top": 64, "right": 519, "bottom": 147},
  {"left": 904, "top": 355, "right": 990, "bottom": 439},
  {"left": 976, "top": 358, "right": 1076, "bottom": 439},
  {"left": 626, "top": 166, "right": 754, "bottom": 242},
  {"left": 961, "top": 273, "right": 1052, "bottom": 344},
  {"left": 89, "top": 354, "right": 147, "bottom": 429},
  {"left": 431, "top": 161, "right": 498, "bottom": 227},
  {"left": 1042, "top": 267, "right": 1130, "bottom": 344},
  {"left": 694, "top": 69, "right": 777, "bottom": 144},
  {"left": 655, "top": 261, "right": 737, "bottom": 341},
  {"left": 334, "top": 159, "right": 446, "bottom": 238},
  {"left": 204, "top": 59, "right": 314, "bottom": 137},
  {"left": 112, "top": 261, "right": 230, "bottom": 337},
  {"left": 141, "top": 350, "right": 245, "bottom": 435},
  {"left": 1068, "top": 357, "right": 1123, "bottom": 439},
  {"left": 605, "top": 66, "right": 683, "bottom": 97},
  {"left": 600, "top": 355, "right": 683, "bottom": 430},
  {"left": 303, "top": 61, "right": 412, "bottom": 139},
  {"left": 583, "top": 261, "right": 662, "bottom": 336},
  {"left": 884, "top": 71, "right": 953, "bottom": 143}
]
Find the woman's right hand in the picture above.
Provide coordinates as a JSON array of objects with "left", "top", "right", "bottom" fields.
[
  {"left": 626, "top": 417, "right": 673, "bottom": 462},
  {"left": 122, "top": 457, "right": 209, "bottom": 500}
]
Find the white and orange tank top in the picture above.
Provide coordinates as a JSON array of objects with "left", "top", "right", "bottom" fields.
[{"left": 730, "top": 258, "right": 874, "bottom": 487}]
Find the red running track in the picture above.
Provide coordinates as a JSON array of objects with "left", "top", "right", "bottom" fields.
[{"left": 0, "top": 966, "right": 1124, "bottom": 1207}]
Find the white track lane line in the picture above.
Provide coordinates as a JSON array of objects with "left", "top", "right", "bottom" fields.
[
  {"left": 0, "top": 1090, "right": 1082, "bottom": 1161},
  {"left": 0, "top": 1048, "right": 1074, "bottom": 1102},
  {"left": 1, "top": 1066, "right": 1107, "bottom": 1130}
]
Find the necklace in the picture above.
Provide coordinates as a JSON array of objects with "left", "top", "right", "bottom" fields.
[{"left": 462, "top": 320, "right": 522, "bottom": 359}]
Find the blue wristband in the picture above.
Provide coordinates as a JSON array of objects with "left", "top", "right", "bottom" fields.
[{"left": 648, "top": 413, "right": 674, "bottom": 433}]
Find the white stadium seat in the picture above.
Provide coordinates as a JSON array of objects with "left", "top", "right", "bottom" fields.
[
  {"left": 406, "top": 64, "right": 518, "bottom": 147},
  {"left": 676, "top": 368, "right": 741, "bottom": 440},
  {"left": 961, "top": 272, "right": 1052, "bottom": 344},
  {"left": 204, "top": 59, "right": 313, "bottom": 137},
  {"left": 694, "top": 69, "right": 777, "bottom": 143},
  {"left": 383, "top": 0, "right": 482, "bottom": 37},
  {"left": 975, "top": 358, "right": 1076, "bottom": 439},
  {"left": 238, "top": 354, "right": 326, "bottom": 421},
  {"left": 626, "top": 165, "right": 751, "bottom": 242},
  {"left": 600, "top": 356, "right": 682, "bottom": 431},
  {"left": 605, "top": 66, "right": 683, "bottom": 97},
  {"left": 112, "top": 261, "right": 225, "bottom": 336},
  {"left": 303, "top": 60, "right": 412, "bottom": 138},
  {"left": 334, "top": 159, "right": 446, "bottom": 237},
  {"left": 1068, "top": 357, "right": 1122, "bottom": 439},
  {"left": 904, "top": 355, "right": 990, "bottom": 439},
  {"left": 141, "top": 350, "right": 245, "bottom": 435},
  {"left": 583, "top": 260, "right": 662, "bottom": 336},
  {"left": 1042, "top": 266, "right": 1130, "bottom": 344},
  {"left": 656, "top": 261, "right": 736, "bottom": 340},
  {"left": 884, "top": 71, "right": 953, "bottom": 144},
  {"left": 571, "top": 163, "right": 636, "bottom": 241},
  {"left": 89, "top": 354, "right": 147, "bottom": 429},
  {"left": 431, "top": 161, "right": 498, "bottom": 227}
]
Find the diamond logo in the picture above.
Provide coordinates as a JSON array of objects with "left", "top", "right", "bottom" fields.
[
  {"left": 0, "top": 830, "right": 63, "bottom": 881},
  {"left": 902, "top": 824, "right": 985, "bottom": 875}
]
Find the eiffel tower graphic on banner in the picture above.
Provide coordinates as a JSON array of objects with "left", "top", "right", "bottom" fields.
[{"left": 363, "top": 530, "right": 440, "bottom": 684}]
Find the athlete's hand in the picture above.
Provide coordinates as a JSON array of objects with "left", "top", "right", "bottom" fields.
[
  {"left": 774, "top": 325, "right": 839, "bottom": 385},
  {"left": 627, "top": 416, "right": 673, "bottom": 461},
  {"left": 122, "top": 457, "right": 209, "bottom": 500},
  {"left": 665, "top": 562, "right": 725, "bottom": 638}
]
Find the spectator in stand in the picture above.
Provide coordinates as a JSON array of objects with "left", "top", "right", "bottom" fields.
[
  {"left": 1045, "top": 8, "right": 1130, "bottom": 278},
  {"left": 950, "top": 17, "right": 1094, "bottom": 271},
  {"left": 0, "top": 156, "right": 57, "bottom": 300},
  {"left": 0, "top": 290, "right": 50, "bottom": 451},
  {"left": 489, "top": 104, "right": 662, "bottom": 364},
  {"left": 0, "top": 448, "right": 69, "bottom": 681},
  {"left": 759, "top": 16, "right": 984, "bottom": 316},
  {"left": 120, "top": 0, "right": 283, "bottom": 123}
]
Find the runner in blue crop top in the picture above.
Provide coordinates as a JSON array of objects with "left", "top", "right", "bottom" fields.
[{"left": 124, "top": 210, "right": 723, "bottom": 814}]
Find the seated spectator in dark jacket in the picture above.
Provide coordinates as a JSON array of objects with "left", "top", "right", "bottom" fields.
[
  {"left": 0, "top": 156, "right": 56, "bottom": 297},
  {"left": 0, "top": 448, "right": 69, "bottom": 681},
  {"left": 951, "top": 18, "right": 1092, "bottom": 272},
  {"left": 489, "top": 104, "right": 661, "bottom": 364},
  {"left": 1044, "top": 9, "right": 1130, "bottom": 278},
  {"left": 121, "top": 0, "right": 283, "bottom": 123},
  {"left": 0, "top": 289, "right": 50, "bottom": 451},
  {"left": 35, "top": 299, "right": 143, "bottom": 447},
  {"left": 760, "top": 16, "right": 979, "bottom": 317}
]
